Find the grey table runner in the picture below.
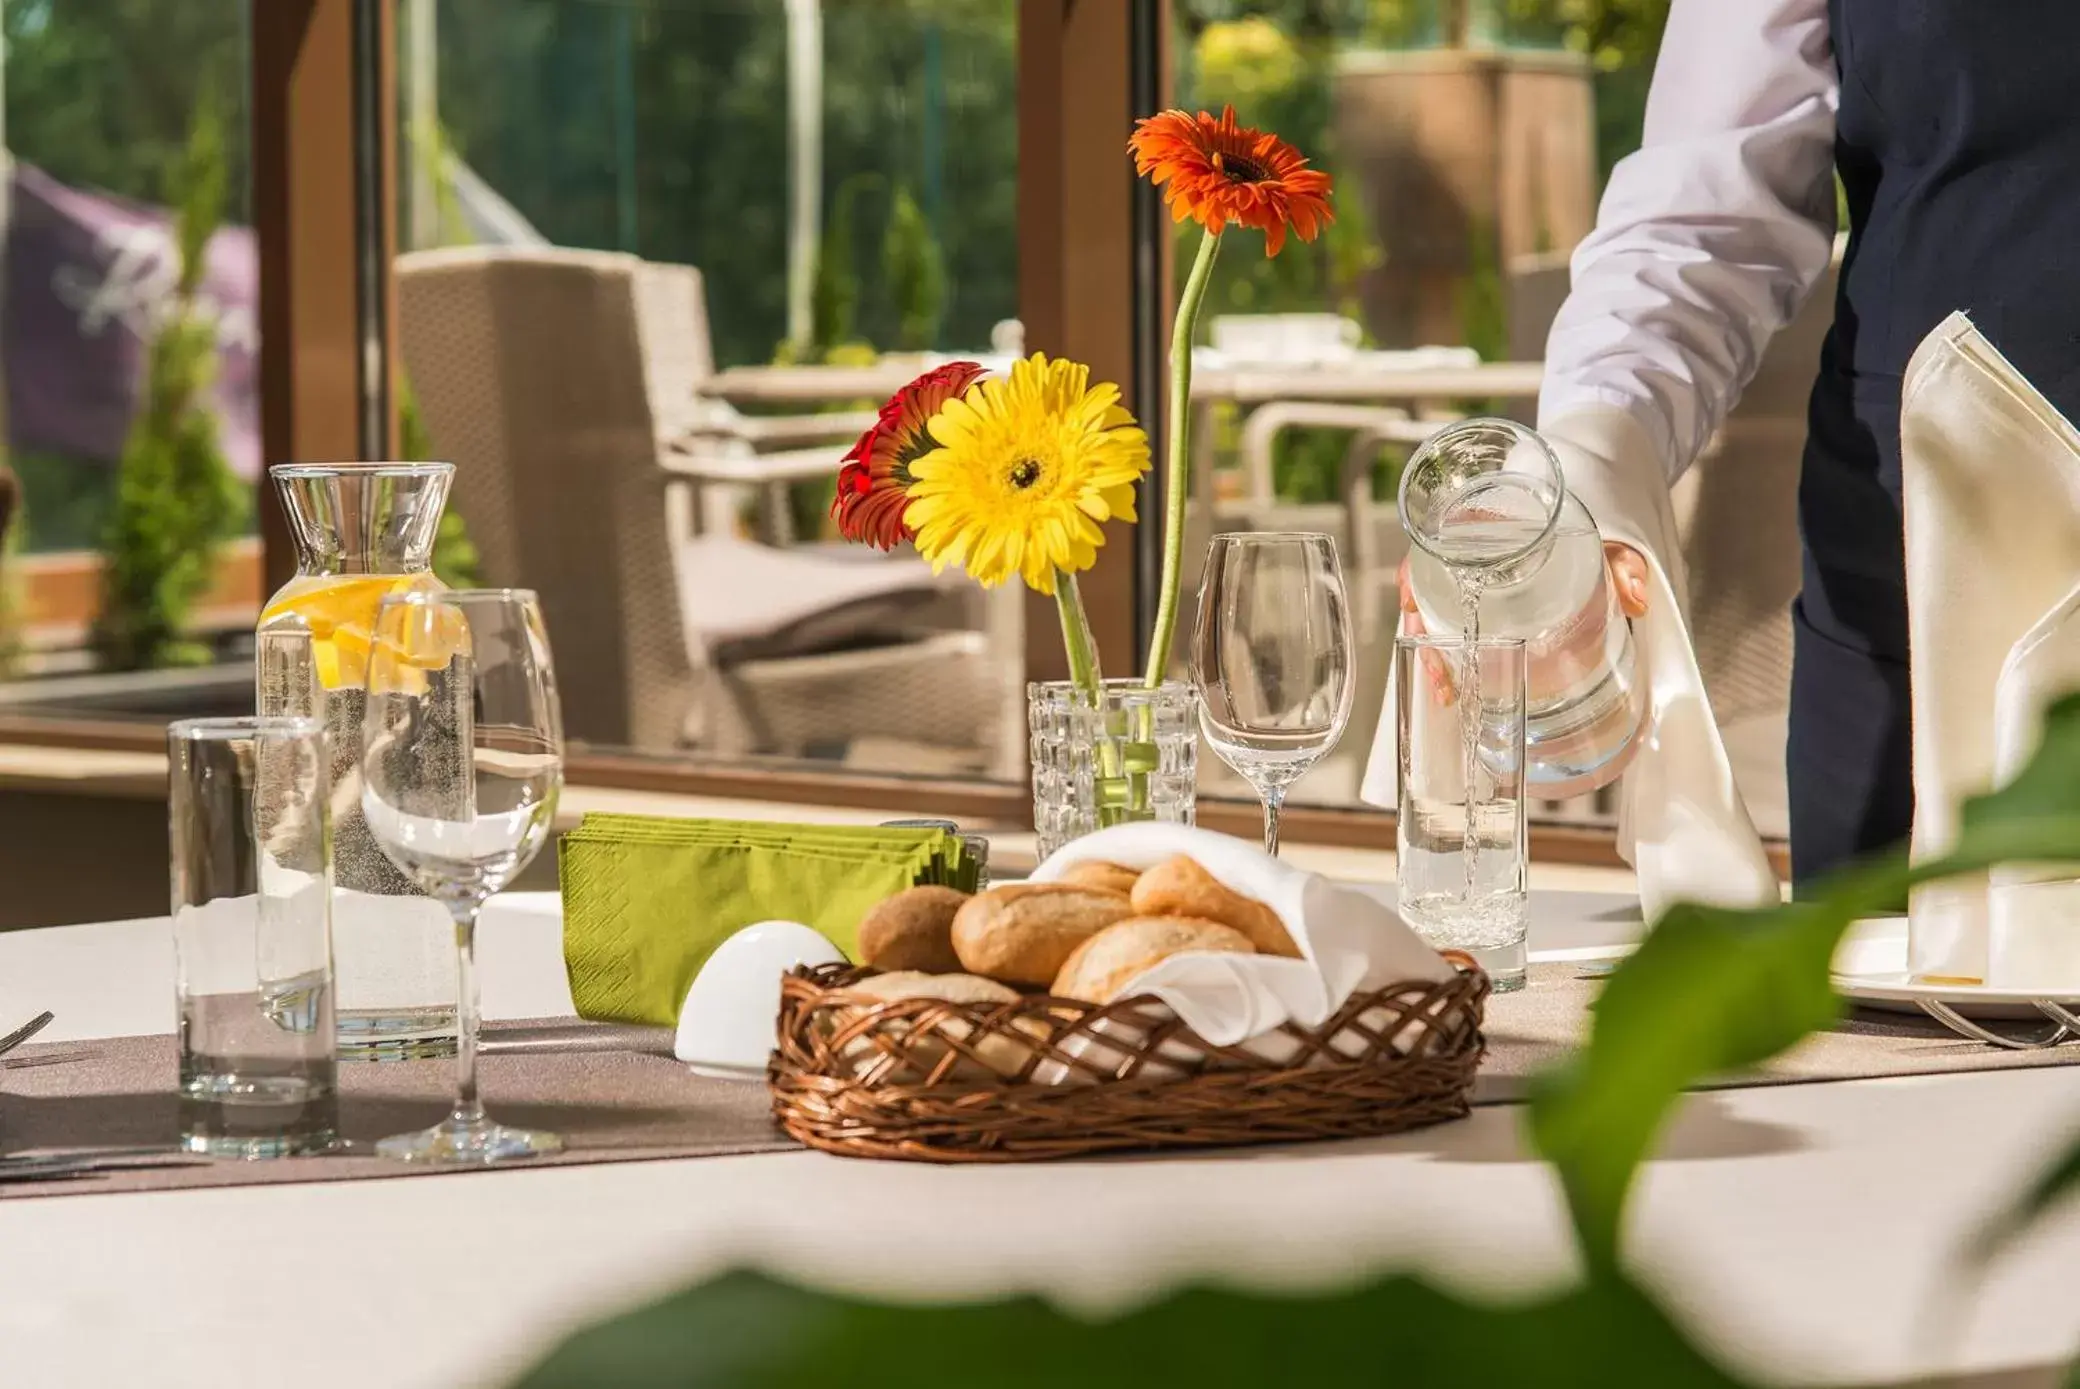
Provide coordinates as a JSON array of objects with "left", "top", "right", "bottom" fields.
[
  {"left": 7, "top": 975, "right": 2073, "bottom": 1198},
  {"left": 0, "top": 1019, "right": 793, "bottom": 1200}
]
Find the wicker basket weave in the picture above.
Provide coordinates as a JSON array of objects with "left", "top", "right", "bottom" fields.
[{"left": 770, "top": 960, "right": 1489, "bottom": 1162}]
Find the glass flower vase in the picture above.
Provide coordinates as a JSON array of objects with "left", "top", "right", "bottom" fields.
[
  {"left": 1028, "top": 679, "right": 1198, "bottom": 861},
  {"left": 256, "top": 462, "right": 458, "bottom": 1061}
]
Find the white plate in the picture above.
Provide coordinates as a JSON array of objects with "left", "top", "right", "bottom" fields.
[{"left": 1831, "top": 916, "right": 2080, "bottom": 1019}]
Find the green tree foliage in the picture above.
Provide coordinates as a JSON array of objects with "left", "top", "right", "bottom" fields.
[
  {"left": 882, "top": 185, "right": 946, "bottom": 353},
  {"left": 2, "top": 0, "right": 251, "bottom": 220},
  {"left": 430, "top": 0, "right": 1013, "bottom": 368},
  {"left": 1501, "top": 0, "right": 1671, "bottom": 70},
  {"left": 91, "top": 92, "right": 244, "bottom": 671},
  {"left": 809, "top": 174, "right": 872, "bottom": 355}
]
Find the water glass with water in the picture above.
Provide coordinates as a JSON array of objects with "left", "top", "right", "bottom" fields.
[
  {"left": 169, "top": 716, "right": 338, "bottom": 1157},
  {"left": 1395, "top": 635, "right": 1529, "bottom": 991}
]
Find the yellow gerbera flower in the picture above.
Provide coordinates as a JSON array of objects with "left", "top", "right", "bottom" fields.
[{"left": 904, "top": 354, "right": 1151, "bottom": 594}]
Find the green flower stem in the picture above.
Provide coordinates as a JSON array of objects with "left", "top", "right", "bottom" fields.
[
  {"left": 1054, "top": 570, "right": 1103, "bottom": 702},
  {"left": 1056, "top": 570, "right": 1144, "bottom": 820},
  {"left": 1141, "top": 226, "right": 1224, "bottom": 689}
]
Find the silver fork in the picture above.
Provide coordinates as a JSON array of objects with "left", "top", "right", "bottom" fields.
[{"left": 0, "top": 1011, "right": 55, "bottom": 1059}]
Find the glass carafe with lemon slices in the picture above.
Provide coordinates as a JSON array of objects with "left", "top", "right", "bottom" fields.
[{"left": 259, "top": 463, "right": 460, "bottom": 1060}]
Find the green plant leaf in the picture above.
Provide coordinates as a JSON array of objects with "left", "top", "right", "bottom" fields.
[
  {"left": 510, "top": 1267, "right": 1755, "bottom": 1389},
  {"left": 1936, "top": 692, "right": 2080, "bottom": 859},
  {"left": 1530, "top": 692, "right": 2080, "bottom": 1271},
  {"left": 1524, "top": 893, "right": 1868, "bottom": 1272}
]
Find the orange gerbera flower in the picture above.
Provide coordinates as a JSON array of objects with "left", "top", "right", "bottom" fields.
[
  {"left": 1129, "top": 106, "right": 1333, "bottom": 256},
  {"left": 833, "top": 360, "right": 986, "bottom": 549}
]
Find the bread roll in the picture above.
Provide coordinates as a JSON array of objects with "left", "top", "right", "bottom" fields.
[
  {"left": 1130, "top": 856, "right": 1299, "bottom": 957},
  {"left": 1050, "top": 915, "right": 1255, "bottom": 1004},
  {"left": 857, "top": 886, "right": 969, "bottom": 973},
  {"left": 1058, "top": 860, "right": 1143, "bottom": 896},
  {"left": 950, "top": 883, "right": 1134, "bottom": 986}
]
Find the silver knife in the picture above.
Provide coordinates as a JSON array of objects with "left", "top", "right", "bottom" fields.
[{"left": 0, "top": 1150, "right": 215, "bottom": 1183}]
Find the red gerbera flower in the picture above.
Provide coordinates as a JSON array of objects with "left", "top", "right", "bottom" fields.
[
  {"left": 1128, "top": 105, "right": 1334, "bottom": 256},
  {"left": 833, "top": 360, "right": 986, "bottom": 549}
]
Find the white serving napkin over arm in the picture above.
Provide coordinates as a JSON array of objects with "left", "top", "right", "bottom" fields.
[
  {"left": 1030, "top": 823, "right": 1452, "bottom": 1049},
  {"left": 1899, "top": 312, "right": 2080, "bottom": 987},
  {"left": 1358, "top": 406, "right": 1779, "bottom": 922}
]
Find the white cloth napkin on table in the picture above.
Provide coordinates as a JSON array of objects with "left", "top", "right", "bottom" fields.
[
  {"left": 1358, "top": 406, "right": 1779, "bottom": 923},
  {"left": 1029, "top": 823, "right": 1451, "bottom": 1049},
  {"left": 1900, "top": 312, "right": 2080, "bottom": 989}
]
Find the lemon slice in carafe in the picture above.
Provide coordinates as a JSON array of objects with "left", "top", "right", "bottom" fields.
[{"left": 260, "top": 574, "right": 445, "bottom": 691}]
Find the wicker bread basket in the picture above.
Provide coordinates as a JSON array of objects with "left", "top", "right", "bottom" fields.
[{"left": 769, "top": 959, "right": 1489, "bottom": 1162}]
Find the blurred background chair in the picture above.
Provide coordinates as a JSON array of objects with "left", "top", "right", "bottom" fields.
[{"left": 395, "top": 245, "right": 1023, "bottom": 778}]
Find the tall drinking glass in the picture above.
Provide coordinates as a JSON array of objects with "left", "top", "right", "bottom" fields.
[
  {"left": 170, "top": 716, "right": 338, "bottom": 1158},
  {"left": 1395, "top": 635, "right": 1530, "bottom": 991},
  {"left": 360, "top": 590, "right": 565, "bottom": 1164},
  {"left": 1191, "top": 532, "right": 1355, "bottom": 854}
]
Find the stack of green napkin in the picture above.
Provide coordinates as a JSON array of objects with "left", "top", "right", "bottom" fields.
[{"left": 559, "top": 814, "right": 981, "bottom": 1026}]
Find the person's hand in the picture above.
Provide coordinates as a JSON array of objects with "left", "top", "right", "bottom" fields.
[
  {"left": 1604, "top": 543, "right": 1650, "bottom": 619},
  {"left": 1398, "top": 543, "right": 1652, "bottom": 699}
]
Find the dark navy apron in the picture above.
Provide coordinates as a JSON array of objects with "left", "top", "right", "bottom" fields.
[{"left": 1793, "top": 1, "right": 2080, "bottom": 883}]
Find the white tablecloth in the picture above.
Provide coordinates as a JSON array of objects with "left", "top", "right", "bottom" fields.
[{"left": 3, "top": 895, "right": 2079, "bottom": 1389}]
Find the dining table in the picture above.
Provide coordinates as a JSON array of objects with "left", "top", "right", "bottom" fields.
[{"left": 4, "top": 890, "right": 2079, "bottom": 1389}]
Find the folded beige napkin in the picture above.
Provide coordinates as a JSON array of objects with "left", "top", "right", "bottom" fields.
[{"left": 1900, "top": 312, "right": 2080, "bottom": 988}]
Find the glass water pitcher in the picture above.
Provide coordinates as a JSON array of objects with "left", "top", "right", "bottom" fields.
[
  {"left": 257, "top": 462, "right": 457, "bottom": 1059},
  {"left": 1399, "top": 418, "right": 1644, "bottom": 798}
]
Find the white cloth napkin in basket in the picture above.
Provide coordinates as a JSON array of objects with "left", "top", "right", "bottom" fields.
[
  {"left": 1900, "top": 312, "right": 2080, "bottom": 989},
  {"left": 1030, "top": 823, "right": 1452, "bottom": 1051}
]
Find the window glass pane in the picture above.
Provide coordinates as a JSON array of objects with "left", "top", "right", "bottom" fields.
[
  {"left": 0, "top": 0, "right": 259, "bottom": 716},
  {"left": 395, "top": 0, "right": 1025, "bottom": 783},
  {"left": 1165, "top": 3, "right": 1750, "bottom": 837}
]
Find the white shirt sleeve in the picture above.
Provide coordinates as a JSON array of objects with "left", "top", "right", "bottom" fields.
[{"left": 1537, "top": 0, "right": 1840, "bottom": 481}]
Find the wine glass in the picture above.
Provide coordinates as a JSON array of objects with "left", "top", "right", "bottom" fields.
[
  {"left": 360, "top": 589, "right": 564, "bottom": 1164},
  {"left": 1190, "top": 532, "right": 1355, "bottom": 855}
]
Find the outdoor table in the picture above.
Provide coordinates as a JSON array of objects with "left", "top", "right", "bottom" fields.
[{"left": 4, "top": 892, "right": 2079, "bottom": 1389}]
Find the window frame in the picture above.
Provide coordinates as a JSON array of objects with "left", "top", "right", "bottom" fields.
[{"left": 0, "top": 0, "right": 1669, "bottom": 873}]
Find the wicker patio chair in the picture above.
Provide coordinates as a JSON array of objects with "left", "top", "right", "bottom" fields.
[{"left": 394, "top": 246, "right": 1022, "bottom": 776}]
